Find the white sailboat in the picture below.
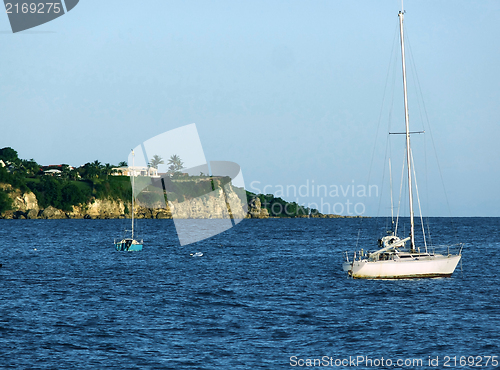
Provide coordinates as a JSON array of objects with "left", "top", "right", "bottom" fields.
[
  {"left": 343, "top": 8, "right": 462, "bottom": 279},
  {"left": 115, "top": 150, "right": 143, "bottom": 252}
]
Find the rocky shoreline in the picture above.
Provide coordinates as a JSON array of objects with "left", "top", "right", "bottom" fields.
[{"left": 0, "top": 185, "right": 360, "bottom": 220}]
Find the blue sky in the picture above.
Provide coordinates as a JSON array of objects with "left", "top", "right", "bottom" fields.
[{"left": 1, "top": 1, "right": 499, "bottom": 216}]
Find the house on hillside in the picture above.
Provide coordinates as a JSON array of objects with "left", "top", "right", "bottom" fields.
[
  {"left": 40, "top": 165, "right": 78, "bottom": 177},
  {"left": 43, "top": 169, "right": 62, "bottom": 176},
  {"left": 112, "top": 166, "right": 159, "bottom": 177},
  {"left": 40, "top": 165, "right": 75, "bottom": 171}
]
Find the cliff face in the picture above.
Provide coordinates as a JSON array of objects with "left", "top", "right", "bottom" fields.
[
  {"left": 247, "top": 197, "right": 269, "bottom": 219},
  {"left": 0, "top": 183, "right": 258, "bottom": 220},
  {"left": 167, "top": 187, "right": 250, "bottom": 219},
  {"left": 0, "top": 184, "right": 352, "bottom": 220},
  {"left": 67, "top": 199, "right": 126, "bottom": 219},
  {"left": 0, "top": 184, "right": 39, "bottom": 219}
]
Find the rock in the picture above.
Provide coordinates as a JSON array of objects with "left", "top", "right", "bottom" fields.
[
  {"left": 166, "top": 188, "right": 238, "bottom": 219},
  {"left": 156, "top": 210, "right": 172, "bottom": 219},
  {"left": 26, "top": 209, "right": 38, "bottom": 219},
  {"left": 65, "top": 205, "right": 84, "bottom": 219},
  {"left": 14, "top": 211, "right": 26, "bottom": 219},
  {"left": 259, "top": 208, "right": 269, "bottom": 218},
  {"left": 136, "top": 207, "right": 152, "bottom": 219},
  {"left": 84, "top": 199, "right": 125, "bottom": 219},
  {"left": 247, "top": 197, "right": 269, "bottom": 219},
  {"left": 1, "top": 181, "right": 257, "bottom": 220},
  {"left": 40, "top": 206, "right": 66, "bottom": 219},
  {"left": 0, "top": 184, "right": 39, "bottom": 214},
  {"left": 15, "top": 192, "right": 39, "bottom": 213},
  {"left": 2, "top": 211, "right": 14, "bottom": 219}
]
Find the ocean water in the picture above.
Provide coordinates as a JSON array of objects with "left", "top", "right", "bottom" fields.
[{"left": 0, "top": 218, "right": 498, "bottom": 369}]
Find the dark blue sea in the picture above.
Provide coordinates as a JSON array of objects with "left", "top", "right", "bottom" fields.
[{"left": 0, "top": 218, "right": 499, "bottom": 369}]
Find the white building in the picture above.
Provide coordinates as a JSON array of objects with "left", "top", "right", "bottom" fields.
[
  {"left": 113, "top": 166, "right": 159, "bottom": 177},
  {"left": 43, "top": 169, "right": 62, "bottom": 176}
]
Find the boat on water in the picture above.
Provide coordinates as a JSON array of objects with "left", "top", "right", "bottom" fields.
[
  {"left": 343, "top": 8, "right": 462, "bottom": 279},
  {"left": 115, "top": 150, "right": 143, "bottom": 252},
  {"left": 190, "top": 252, "right": 204, "bottom": 257}
]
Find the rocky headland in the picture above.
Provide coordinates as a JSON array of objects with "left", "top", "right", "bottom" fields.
[
  {"left": 0, "top": 183, "right": 274, "bottom": 220},
  {"left": 0, "top": 183, "right": 356, "bottom": 220}
]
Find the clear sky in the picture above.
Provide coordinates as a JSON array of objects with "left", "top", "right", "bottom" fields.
[{"left": 1, "top": 1, "right": 499, "bottom": 216}]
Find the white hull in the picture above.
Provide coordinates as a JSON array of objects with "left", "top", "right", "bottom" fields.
[{"left": 348, "top": 254, "right": 461, "bottom": 279}]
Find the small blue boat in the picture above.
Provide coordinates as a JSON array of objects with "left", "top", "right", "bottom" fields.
[
  {"left": 115, "top": 150, "right": 143, "bottom": 252},
  {"left": 115, "top": 237, "right": 143, "bottom": 252}
]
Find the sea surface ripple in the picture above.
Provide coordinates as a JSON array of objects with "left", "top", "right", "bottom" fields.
[{"left": 0, "top": 218, "right": 498, "bottom": 369}]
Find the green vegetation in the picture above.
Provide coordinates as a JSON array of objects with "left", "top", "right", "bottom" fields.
[
  {"left": 27, "top": 177, "right": 91, "bottom": 212},
  {"left": 0, "top": 146, "right": 319, "bottom": 218},
  {"left": 0, "top": 188, "right": 12, "bottom": 213},
  {"left": 94, "top": 176, "right": 132, "bottom": 200},
  {"left": 246, "top": 191, "right": 318, "bottom": 217},
  {"left": 133, "top": 176, "right": 231, "bottom": 205},
  {"left": 0, "top": 147, "right": 129, "bottom": 212},
  {"left": 0, "top": 152, "right": 29, "bottom": 193}
]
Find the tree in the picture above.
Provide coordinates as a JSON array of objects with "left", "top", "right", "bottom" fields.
[
  {"left": 103, "top": 163, "right": 116, "bottom": 179},
  {"left": 0, "top": 191, "right": 12, "bottom": 214},
  {"left": 149, "top": 155, "right": 164, "bottom": 169},
  {"left": 0, "top": 147, "right": 19, "bottom": 163},
  {"left": 61, "top": 183, "right": 87, "bottom": 210},
  {"left": 9, "top": 161, "right": 27, "bottom": 177},
  {"left": 60, "top": 164, "right": 71, "bottom": 179},
  {"left": 167, "top": 154, "right": 184, "bottom": 176},
  {"left": 91, "top": 160, "right": 103, "bottom": 179},
  {"left": 21, "top": 159, "right": 40, "bottom": 176},
  {"left": 79, "top": 161, "right": 102, "bottom": 180},
  {"left": 38, "top": 176, "right": 63, "bottom": 209},
  {"left": 118, "top": 161, "right": 128, "bottom": 167},
  {"left": 69, "top": 168, "right": 80, "bottom": 180}
]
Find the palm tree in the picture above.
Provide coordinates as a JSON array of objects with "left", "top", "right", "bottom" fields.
[
  {"left": 60, "top": 164, "right": 71, "bottom": 179},
  {"left": 149, "top": 155, "right": 164, "bottom": 169},
  {"left": 69, "top": 168, "right": 80, "bottom": 180},
  {"left": 80, "top": 161, "right": 101, "bottom": 180},
  {"left": 92, "top": 160, "right": 103, "bottom": 178},
  {"left": 167, "top": 154, "right": 184, "bottom": 175},
  {"left": 103, "top": 163, "right": 116, "bottom": 179}
]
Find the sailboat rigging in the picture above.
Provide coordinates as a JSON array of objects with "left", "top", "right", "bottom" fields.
[
  {"left": 342, "top": 8, "right": 462, "bottom": 279},
  {"left": 114, "top": 149, "right": 143, "bottom": 252}
]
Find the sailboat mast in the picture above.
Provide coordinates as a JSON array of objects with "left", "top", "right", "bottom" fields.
[
  {"left": 131, "top": 149, "right": 135, "bottom": 239},
  {"left": 398, "top": 10, "right": 415, "bottom": 251}
]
